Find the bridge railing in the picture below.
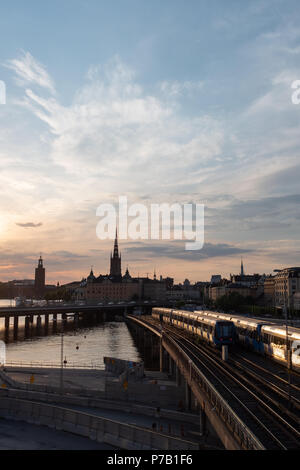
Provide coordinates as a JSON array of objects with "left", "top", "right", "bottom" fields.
[
  {"left": 3, "top": 360, "right": 105, "bottom": 370},
  {"left": 163, "top": 333, "right": 265, "bottom": 450}
]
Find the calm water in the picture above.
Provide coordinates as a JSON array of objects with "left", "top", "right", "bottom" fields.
[{"left": 0, "top": 300, "right": 142, "bottom": 367}]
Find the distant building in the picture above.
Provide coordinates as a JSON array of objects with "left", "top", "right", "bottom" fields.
[
  {"left": 35, "top": 256, "right": 45, "bottom": 298},
  {"left": 230, "top": 259, "right": 261, "bottom": 287},
  {"left": 86, "top": 272, "right": 141, "bottom": 302},
  {"left": 209, "top": 283, "right": 257, "bottom": 302},
  {"left": 293, "top": 292, "right": 300, "bottom": 311},
  {"left": 75, "top": 235, "right": 167, "bottom": 302},
  {"left": 211, "top": 275, "right": 221, "bottom": 285},
  {"left": 274, "top": 267, "right": 300, "bottom": 310},
  {"left": 159, "top": 276, "right": 174, "bottom": 290},
  {"left": 166, "top": 282, "right": 201, "bottom": 302},
  {"left": 142, "top": 277, "right": 166, "bottom": 301},
  {"left": 264, "top": 275, "right": 275, "bottom": 306}
]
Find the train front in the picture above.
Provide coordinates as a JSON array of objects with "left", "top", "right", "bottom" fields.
[{"left": 214, "top": 320, "right": 236, "bottom": 347}]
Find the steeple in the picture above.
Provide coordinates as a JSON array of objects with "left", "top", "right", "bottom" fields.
[
  {"left": 110, "top": 228, "right": 122, "bottom": 277},
  {"left": 113, "top": 228, "right": 119, "bottom": 258},
  {"left": 241, "top": 258, "right": 244, "bottom": 276}
]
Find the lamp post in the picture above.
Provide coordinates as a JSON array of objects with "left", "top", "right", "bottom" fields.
[{"left": 60, "top": 315, "right": 64, "bottom": 395}]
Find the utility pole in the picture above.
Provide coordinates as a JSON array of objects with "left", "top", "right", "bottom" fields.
[{"left": 284, "top": 293, "right": 292, "bottom": 408}]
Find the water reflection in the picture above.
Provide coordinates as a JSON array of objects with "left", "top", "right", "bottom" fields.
[
  {"left": 5, "top": 322, "right": 142, "bottom": 368},
  {"left": 0, "top": 300, "right": 152, "bottom": 369}
]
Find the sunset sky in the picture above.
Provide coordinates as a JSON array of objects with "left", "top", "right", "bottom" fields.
[{"left": 0, "top": 0, "right": 300, "bottom": 284}]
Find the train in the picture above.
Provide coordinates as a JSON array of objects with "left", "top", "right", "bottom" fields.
[
  {"left": 152, "top": 308, "right": 300, "bottom": 371},
  {"left": 194, "top": 309, "right": 300, "bottom": 371},
  {"left": 152, "top": 307, "right": 236, "bottom": 348}
]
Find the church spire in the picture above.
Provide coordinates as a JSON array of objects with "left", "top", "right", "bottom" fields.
[
  {"left": 113, "top": 228, "right": 119, "bottom": 258},
  {"left": 110, "top": 228, "right": 122, "bottom": 277},
  {"left": 241, "top": 258, "right": 244, "bottom": 276}
]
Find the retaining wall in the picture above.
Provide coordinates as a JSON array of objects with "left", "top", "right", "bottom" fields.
[{"left": 0, "top": 396, "right": 199, "bottom": 450}]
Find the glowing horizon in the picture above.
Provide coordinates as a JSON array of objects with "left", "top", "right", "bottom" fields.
[{"left": 0, "top": 1, "right": 300, "bottom": 285}]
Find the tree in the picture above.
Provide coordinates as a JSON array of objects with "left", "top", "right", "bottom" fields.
[{"left": 215, "top": 292, "right": 248, "bottom": 312}]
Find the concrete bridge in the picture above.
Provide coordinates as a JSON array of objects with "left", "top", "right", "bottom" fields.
[{"left": 0, "top": 301, "right": 160, "bottom": 340}]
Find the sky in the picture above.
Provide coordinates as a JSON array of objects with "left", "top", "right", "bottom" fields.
[{"left": 0, "top": 0, "right": 300, "bottom": 284}]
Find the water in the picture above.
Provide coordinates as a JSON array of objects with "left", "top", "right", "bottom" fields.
[
  {"left": 0, "top": 300, "right": 142, "bottom": 368},
  {"left": 4, "top": 322, "right": 142, "bottom": 368}
]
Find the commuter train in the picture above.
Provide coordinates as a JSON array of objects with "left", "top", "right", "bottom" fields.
[
  {"left": 152, "top": 308, "right": 236, "bottom": 348},
  {"left": 194, "top": 310, "right": 300, "bottom": 371}
]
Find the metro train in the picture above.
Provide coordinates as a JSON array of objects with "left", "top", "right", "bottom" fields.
[
  {"left": 194, "top": 309, "right": 300, "bottom": 371},
  {"left": 152, "top": 308, "right": 236, "bottom": 348}
]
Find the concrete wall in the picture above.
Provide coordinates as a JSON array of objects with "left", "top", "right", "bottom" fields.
[
  {"left": 0, "top": 395, "right": 199, "bottom": 450},
  {"left": 0, "top": 387, "right": 200, "bottom": 426},
  {"left": 104, "top": 357, "right": 144, "bottom": 379},
  {"left": 0, "top": 367, "right": 186, "bottom": 408},
  {"left": 105, "top": 379, "right": 185, "bottom": 408}
]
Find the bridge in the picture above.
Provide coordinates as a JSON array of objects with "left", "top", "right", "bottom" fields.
[
  {"left": 126, "top": 314, "right": 300, "bottom": 451},
  {"left": 0, "top": 300, "right": 160, "bottom": 340}
]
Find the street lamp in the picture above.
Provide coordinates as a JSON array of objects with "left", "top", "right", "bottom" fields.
[{"left": 60, "top": 315, "right": 65, "bottom": 395}]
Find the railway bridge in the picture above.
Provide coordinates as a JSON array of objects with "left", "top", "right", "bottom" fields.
[{"left": 126, "top": 314, "right": 300, "bottom": 451}]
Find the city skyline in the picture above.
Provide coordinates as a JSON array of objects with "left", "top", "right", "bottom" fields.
[
  {"left": 0, "top": 241, "right": 288, "bottom": 287},
  {"left": 0, "top": 1, "right": 300, "bottom": 283}
]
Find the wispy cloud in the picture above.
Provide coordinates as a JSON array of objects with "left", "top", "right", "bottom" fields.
[
  {"left": 4, "top": 51, "right": 55, "bottom": 94},
  {"left": 126, "top": 241, "right": 252, "bottom": 261},
  {"left": 11, "top": 55, "right": 225, "bottom": 196},
  {"left": 16, "top": 222, "right": 43, "bottom": 228},
  {"left": 159, "top": 80, "right": 204, "bottom": 96}
]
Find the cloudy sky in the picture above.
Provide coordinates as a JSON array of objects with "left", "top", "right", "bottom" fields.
[{"left": 0, "top": 0, "right": 300, "bottom": 284}]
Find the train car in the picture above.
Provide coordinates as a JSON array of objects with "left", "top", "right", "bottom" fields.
[
  {"left": 152, "top": 308, "right": 235, "bottom": 348},
  {"left": 194, "top": 309, "right": 300, "bottom": 370},
  {"left": 260, "top": 324, "right": 300, "bottom": 368}
]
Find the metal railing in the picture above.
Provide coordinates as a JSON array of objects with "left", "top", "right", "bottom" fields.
[{"left": 3, "top": 360, "right": 105, "bottom": 370}]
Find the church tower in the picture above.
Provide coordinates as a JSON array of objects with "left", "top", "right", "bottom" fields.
[
  {"left": 110, "top": 230, "right": 122, "bottom": 277},
  {"left": 35, "top": 255, "right": 45, "bottom": 298}
]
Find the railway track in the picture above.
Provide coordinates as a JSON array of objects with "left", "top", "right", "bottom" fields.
[
  {"left": 229, "top": 352, "right": 300, "bottom": 412},
  {"left": 136, "top": 316, "right": 300, "bottom": 449}
]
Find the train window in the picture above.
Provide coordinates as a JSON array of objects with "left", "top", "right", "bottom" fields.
[
  {"left": 219, "top": 325, "right": 229, "bottom": 336},
  {"left": 264, "top": 333, "right": 271, "bottom": 343},
  {"left": 273, "top": 336, "right": 286, "bottom": 346}
]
